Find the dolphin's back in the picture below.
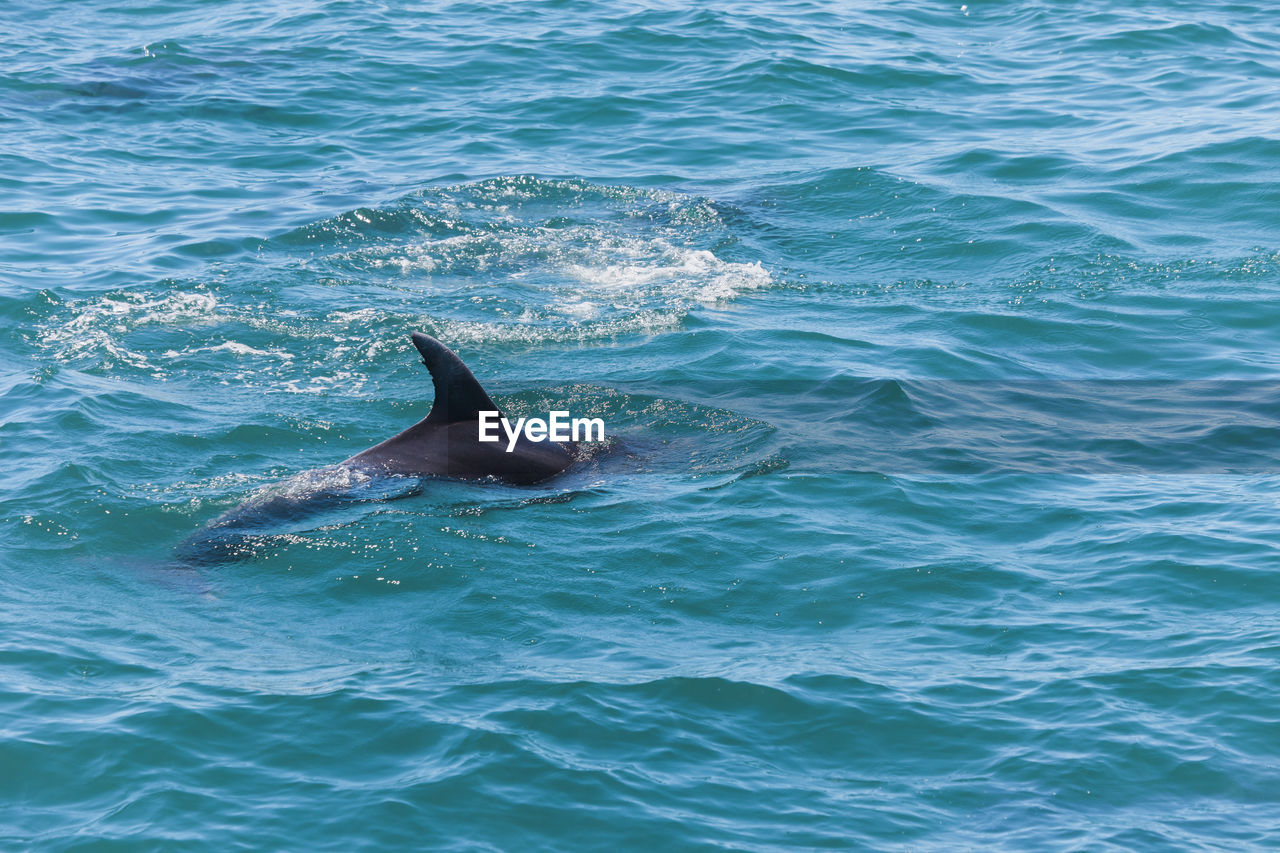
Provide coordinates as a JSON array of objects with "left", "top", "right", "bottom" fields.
[{"left": 178, "top": 332, "right": 580, "bottom": 564}]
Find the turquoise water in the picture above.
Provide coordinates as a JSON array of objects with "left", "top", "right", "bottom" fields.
[{"left": 4, "top": 0, "right": 1280, "bottom": 847}]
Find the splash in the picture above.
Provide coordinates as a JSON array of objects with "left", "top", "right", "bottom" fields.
[{"left": 34, "top": 178, "right": 773, "bottom": 378}]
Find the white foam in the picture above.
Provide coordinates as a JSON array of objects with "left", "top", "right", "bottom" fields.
[
  {"left": 158, "top": 342, "right": 293, "bottom": 366},
  {"left": 562, "top": 242, "right": 770, "bottom": 305},
  {"left": 344, "top": 220, "right": 773, "bottom": 337},
  {"left": 36, "top": 182, "right": 774, "bottom": 372},
  {"left": 40, "top": 290, "right": 221, "bottom": 372},
  {"left": 210, "top": 341, "right": 276, "bottom": 357}
]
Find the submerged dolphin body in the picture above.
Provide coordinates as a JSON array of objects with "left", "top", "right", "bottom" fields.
[{"left": 177, "top": 332, "right": 579, "bottom": 563}]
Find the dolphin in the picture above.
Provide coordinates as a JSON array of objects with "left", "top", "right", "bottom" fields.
[
  {"left": 176, "top": 332, "right": 580, "bottom": 563},
  {"left": 344, "top": 332, "right": 576, "bottom": 484}
]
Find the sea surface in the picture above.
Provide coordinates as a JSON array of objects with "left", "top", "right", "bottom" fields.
[{"left": 3, "top": 0, "right": 1280, "bottom": 849}]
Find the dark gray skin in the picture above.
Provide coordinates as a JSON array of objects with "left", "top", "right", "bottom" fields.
[
  {"left": 345, "top": 332, "right": 576, "bottom": 484},
  {"left": 176, "top": 332, "right": 577, "bottom": 563}
]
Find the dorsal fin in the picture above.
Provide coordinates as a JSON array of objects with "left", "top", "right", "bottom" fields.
[{"left": 411, "top": 332, "right": 501, "bottom": 423}]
